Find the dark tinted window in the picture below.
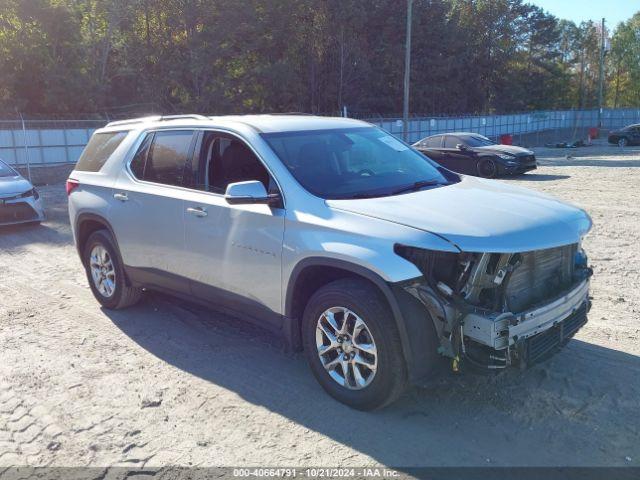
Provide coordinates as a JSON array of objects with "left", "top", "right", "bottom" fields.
[
  {"left": 443, "top": 135, "right": 460, "bottom": 148},
  {"left": 76, "top": 132, "right": 127, "bottom": 172},
  {"left": 198, "top": 133, "right": 271, "bottom": 194},
  {"left": 130, "top": 133, "right": 153, "bottom": 179},
  {"left": 421, "top": 136, "right": 442, "bottom": 148},
  {"left": 0, "top": 160, "right": 18, "bottom": 178},
  {"left": 143, "top": 131, "right": 194, "bottom": 186},
  {"left": 458, "top": 135, "right": 496, "bottom": 147}
]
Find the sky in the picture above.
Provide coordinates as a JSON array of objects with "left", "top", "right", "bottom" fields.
[{"left": 529, "top": 0, "right": 638, "bottom": 28}]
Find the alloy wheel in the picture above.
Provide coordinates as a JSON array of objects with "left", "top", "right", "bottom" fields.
[
  {"left": 479, "top": 160, "right": 497, "bottom": 178},
  {"left": 89, "top": 245, "right": 116, "bottom": 298},
  {"left": 315, "top": 306, "right": 378, "bottom": 390}
]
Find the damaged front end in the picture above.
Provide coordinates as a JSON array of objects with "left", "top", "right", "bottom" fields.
[{"left": 395, "top": 243, "right": 593, "bottom": 372}]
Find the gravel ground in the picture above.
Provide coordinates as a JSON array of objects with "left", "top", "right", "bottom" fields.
[{"left": 0, "top": 140, "right": 639, "bottom": 469}]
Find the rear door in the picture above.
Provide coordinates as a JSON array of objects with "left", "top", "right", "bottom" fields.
[
  {"left": 181, "top": 130, "right": 285, "bottom": 325},
  {"left": 416, "top": 135, "right": 445, "bottom": 162},
  {"left": 109, "top": 129, "right": 197, "bottom": 292}
]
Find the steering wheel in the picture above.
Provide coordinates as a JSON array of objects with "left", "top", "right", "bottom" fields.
[{"left": 357, "top": 169, "right": 375, "bottom": 177}]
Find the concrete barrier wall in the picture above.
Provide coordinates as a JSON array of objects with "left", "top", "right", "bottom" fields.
[{"left": 0, "top": 127, "right": 96, "bottom": 166}]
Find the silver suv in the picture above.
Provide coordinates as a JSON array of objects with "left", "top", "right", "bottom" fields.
[{"left": 68, "top": 114, "right": 593, "bottom": 410}]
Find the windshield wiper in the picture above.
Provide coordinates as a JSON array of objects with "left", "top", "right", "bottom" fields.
[
  {"left": 347, "top": 192, "right": 388, "bottom": 199},
  {"left": 391, "top": 179, "right": 443, "bottom": 195}
]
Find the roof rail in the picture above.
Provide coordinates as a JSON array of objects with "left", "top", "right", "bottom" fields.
[
  {"left": 105, "top": 114, "right": 208, "bottom": 128},
  {"left": 105, "top": 116, "right": 161, "bottom": 127},
  {"left": 159, "top": 114, "right": 209, "bottom": 121}
]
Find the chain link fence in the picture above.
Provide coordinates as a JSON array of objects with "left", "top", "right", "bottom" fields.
[{"left": 1, "top": 108, "right": 640, "bottom": 174}]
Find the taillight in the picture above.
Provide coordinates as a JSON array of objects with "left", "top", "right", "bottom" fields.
[{"left": 66, "top": 178, "right": 80, "bottom": 196}]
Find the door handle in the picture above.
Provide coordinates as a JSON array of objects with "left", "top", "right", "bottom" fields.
[
  {"left": 186, "top": 206, "right": 208, "bottom": 218},
  {"left": 113, "top": 192, "right": 128, "bottom": 202}
]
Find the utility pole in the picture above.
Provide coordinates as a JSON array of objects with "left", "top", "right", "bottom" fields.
[
  {"left": 402, "top": 0, "right": 413, "bottom": 142},
  {"left": 597, "top": 17, "right": 605, "bottom": 129}
]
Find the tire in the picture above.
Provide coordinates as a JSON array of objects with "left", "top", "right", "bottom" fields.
[
  {"left": 477, "top": 158, "right": 497, "bottom": 178},
  {"left": 302, "top": 278, "right": 407, "bottom": 410},
  {"left": 618, "top": 137, "right": 628, "bottom": 147},
  {"left": 83, "top": 229, "right": 142, "bottom": 309}
]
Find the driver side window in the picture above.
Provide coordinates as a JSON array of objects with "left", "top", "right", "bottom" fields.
[
  {"left": 443, "top": 136, "right": 460, "bottom": 149},
  {"left": 196, "top": 132, "right": 272, "bottom": 195}
]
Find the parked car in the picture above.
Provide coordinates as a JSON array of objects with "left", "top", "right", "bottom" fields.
[
  {"left": 413, "top": 132, "right": 537, "bottom": 178},
  {"left": 68, "top": 115, "right": 592, "bottom": 410},
  {"left": 607, "top": 124, "right": 640, "bottom": 147},
  {"left": 0, "top": 159, "right": 44, "bottom": 226}
]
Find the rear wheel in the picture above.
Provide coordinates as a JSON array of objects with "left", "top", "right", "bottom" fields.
[
  {"left": 477, "top": 158, "right": 497, "bottom": 178},
  {"left": 302, "top": 278, "right": 407, "bottom": 410},
  {"left": 618, "top": 137, "right": 628, "bottom": 147},
  {"left": 83, "top": 230, "right": 142, "bottom": 309}
]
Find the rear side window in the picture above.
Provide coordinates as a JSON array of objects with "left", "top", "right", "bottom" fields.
[
  {"left": 76, "top": 132, "right": 127, "bottom": 172},
  {"left": 129, "top": 130, "right": 195, "bottom": 187},
  {"left": 422, "top": 136, "right": 442, "bottom": 148}
]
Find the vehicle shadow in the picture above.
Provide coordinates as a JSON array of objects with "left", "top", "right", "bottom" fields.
[
  {"left": 104, "top": 294, "right": 640, "bottom": 467},
  {"left": 537, "top": 158, "right": 640, "bottom": 168},
  {"left": 0, "top": 221, "right": 72, "bottom": 248},
  {"left": 501, "top": 173, "right": 571, "bottom": 181}
]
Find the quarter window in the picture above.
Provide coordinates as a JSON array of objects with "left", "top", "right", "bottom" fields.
[{"left": 76, "top": 131, "right": 127, "bottom": 172}]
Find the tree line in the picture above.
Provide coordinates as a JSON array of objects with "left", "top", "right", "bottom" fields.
[{"left": 0, "top": 0, "right": 639, "bottom": 117}]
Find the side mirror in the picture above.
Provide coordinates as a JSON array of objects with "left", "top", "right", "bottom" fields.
[
  {"left": 224, "top": 180, "right": 281, "bottom": 206},
  {"left": 456, "top": 143, "right": 467, "bottom": 151}
]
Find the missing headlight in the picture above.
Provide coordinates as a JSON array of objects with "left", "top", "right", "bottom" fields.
[{"left": 394, "top": 245, "right": 473, "bottom": 294}]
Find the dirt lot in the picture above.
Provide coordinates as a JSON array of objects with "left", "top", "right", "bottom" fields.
[{"left": 0, "top": 140, "right": 639, "bottom": 469}]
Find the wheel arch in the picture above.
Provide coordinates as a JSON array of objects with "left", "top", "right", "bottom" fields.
[
  {"left": 284, "top": 257, "right": 426, "bottom": 380},
  {"left": 74, "top": 213, "right": 131, "bottom": 286}
]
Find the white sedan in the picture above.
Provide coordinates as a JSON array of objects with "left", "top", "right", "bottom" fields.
[{"left": 0, "top": 159, "right": 45, "bottom": 226}]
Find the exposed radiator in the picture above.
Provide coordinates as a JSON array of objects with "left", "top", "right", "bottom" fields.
[{"left": 505, "top": 244, "right": 577, "bottom": 312}]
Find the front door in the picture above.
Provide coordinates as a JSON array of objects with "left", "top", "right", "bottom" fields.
[
  {"left": 182, "top": 131, "right": 285, "bottom": 326},
  {"left": 441, "top": 135, "right": 475, "bottom": 174}
]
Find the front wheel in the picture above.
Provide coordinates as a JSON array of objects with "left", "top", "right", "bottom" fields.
[
  {"left": 477, "top": 159, "right": 498, "bottom": 178},
  {"left": 302, "top": 278, "right": 407, "bottom": 410},
  {"left": 83, "top": 230, "right": 142, "bottom": 309},
  {"left": 618, "top": 137, "right": 628, "bottom": 147}
]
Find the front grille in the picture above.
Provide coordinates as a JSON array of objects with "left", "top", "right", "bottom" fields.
[
  {"left": 505, "top": 244, "right": 577, "bottom": 312},
  {"left": 525, "top": 301, "right": 588, "bottom": 365},
  {"left": 0, "top": 202, "right": 37, "bottom": 223}
]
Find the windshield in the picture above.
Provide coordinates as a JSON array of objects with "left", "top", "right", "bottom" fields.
[
  {"left": 262, "top": 127, "right": 454, "bottom": 199},
  {"left": 0, "top": 160, "right": 18, "bottom": 178},
  {"left": 460, "top": 135, "right": 497, "bottom": 147}
]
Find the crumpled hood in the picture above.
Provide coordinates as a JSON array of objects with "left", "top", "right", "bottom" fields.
[
  {"left": 327, "top": 176, "right": 592, "bottom": 253},
  {"left": 475, "top": 144, "right": 534, "bottom": 156},
  {"left": 0, "top": 176, "right": 32, "bottom": 196}
]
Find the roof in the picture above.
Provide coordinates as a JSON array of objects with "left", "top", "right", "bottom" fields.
[{"left": 104, "top": 114, "right": 371, "bottom": 133}]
